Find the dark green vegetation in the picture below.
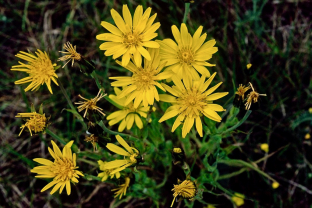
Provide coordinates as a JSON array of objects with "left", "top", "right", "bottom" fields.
[{"left": 1, "top": 0, "right": 312, "bottom": 207}]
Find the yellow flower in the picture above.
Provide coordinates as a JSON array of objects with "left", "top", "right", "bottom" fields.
[
  {"left": 75, "top": 89, "right": 106, "bottom": 118},
  {"left": 158, "top": 23, "right": 218, "bottom": 86},
  {"left": 58, "top": 42, "right": 82, "bottom": 68},
  {"left": 260, "top": 143, "right": 269, "bottom": 153},
  {"left": 173, "top": 148, "right": 182, "bottom": 153},
  {"left": 171, "top": 179, "right": 196, "bottom": 207},
  {"left": 103, "top": 135, "right": 140, "bottom": 174},
  {"left": 245, "top": 82, "right": 267, "bottom": 110},
  {"left": 231, "top": 193, "right": 244, "bottom": 207},
  {"left": 272, "top": 181, "right": 279, "bottom": 189},
  {"left": 159, "top": 73, "right": 228, "bottom": 138},
  {"left": 96, "top": 5, "right": 160, "bottom": 67},
  {"left": 235, "top": 84, "right": 250, "bottom": 101},
  {"left": 11, "top": 49, "right": 58, "bottom": 94},
  {"left": 97, "top": 160, "right": 121, "bottom": 182},
  {"left": 107, "top": 87, "right": 150, "bottom": 132},
  {"left": 110, "top": 48, "right": 171, "bottom": 107},
  {"left": 31, "top": 140, "right": 84, "bottom": 195},
  {"left": 16, "top": 104, "right": 48, "bottom": 136},
  {"left": 305, "top": 133, "right": 311, "bottom": 140},
  {"left": 111, "top": 177, "right": 130, "bottom": 199},
  {"left": 309, "top": 108, "right": 312, "bottom": 114},
  {"left": 85, "top": 134, "right": 98, "bottom": 151},
  {"left": 246, "top": 63, "right": 252, "bottom": 69}
]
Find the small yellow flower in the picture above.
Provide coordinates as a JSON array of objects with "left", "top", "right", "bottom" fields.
[
  {"left": 31, "top": 140, "right": 84, "bottom": 195},
  {"left": 245, "top": 82, "right": 266, "bottom": 110},
  {"left": 96, "top": 5, "right": 160, "bottom": 67},
  {"left": 16, "top": 104, "right": 48, "bottom": 136},
  {"left": 309, "top": 108, "right": 312, "bottom": 114},
  {"left": 171, "top": 179, "right": 196, "bottom": 207},
  {"left": 173, "top": 148, "right": 182, "bottom": 153},
  {"left": 111, "top": 177, "right": 130, "bottom": 199},
  {"left": 159, "top": 73, "right": 228, "bottom": 138},
  {"left": 107, "top": 87, "right": 150, "bottom": 132},
  {"left": 231, "top": 193, "right": 244, "bottom": 207},
  {"left": 109, "top": 48, "right": 172, "bottom": 108},
  {"left": 103, "top": 135, "right": 140, "bottom": 174},
  {"left": 158, "top": 23, "right": 218, "bottom": 86},
  {"left": 11, "top": 49, "right": 58, "bottom": 94},
  {"left": 305, "top": 133, "right": 311, "bottom": 140},
  {"left": 246, "top": 63, "right": 252, "bottom": 69},
  {"left": 272, "top": 181, "right": 279, "bottom": 189},
  {"left": 97, "top": 160, "right": 121, "bottom": 182},
  {"left": 260, "top": 143, "right": 269, "bottom": 153},
  {"left": 75, "top": 90, "right": 106, "bottom": 118},
  {"left": 58, "top": 42, "right": 82, "bottom": 68},
  {"left": 235, "top": 84, "right": 250, "bottom": 101},
  {"left": 85, "top": 134, "right": 98, "bottom": 151}
]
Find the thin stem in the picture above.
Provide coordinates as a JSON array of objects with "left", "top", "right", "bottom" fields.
[
  {"left": 97, "top": 120, "right": 139, "bottom": 140},
  {"left": 46, "top": 129, "right": 66, "bottom": 145},
  {"left": 183, "top": 3, "right": 190, "bottom": 23},
  {"left": 219, "top": 110, "right": 252, "bottom": 135},
  {"left": 58, "top": 79, "right": 76, "bottom": 112}
]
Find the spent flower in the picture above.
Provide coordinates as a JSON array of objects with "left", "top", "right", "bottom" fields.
[
  {"left": 75, "top": 90, "right": 106, "bottom": 118},
  {"left": 30, "top": 140, "right": 84, "bottom": 195},
  {"left": 112, "top": 177, "right": 130, "bottom": 199},
  {"left": 58, "top": 42, "right": 82, "bottom": 68},
  {"left": 245, "top": 82, "right": 266, "bottom": 110},
  {"left": 171, "top": 179, "right": 196, "bottom": 207},
  {"left": 96, "top": 5, "right": 160, "bottom": 67},
  {"left": 11, "top": 49, "right": 58, "bottom": 94}
]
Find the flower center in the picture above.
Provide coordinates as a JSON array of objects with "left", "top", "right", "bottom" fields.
[
  {"left": 132, "top": 69, "right": 154, "bottom": 90},
  {"left": 178, "top": 89, "right": 206, "bottom": 118},
  {"left": 51, "top": 158, "right": 76, "bottom": 181},
  {"left": 178, "top": 48, "right": 194, "bottom": 65},
  {"left": 25, "top": 114, "right": 47, "bottom": 133},
  {"left": 123, "top": 32, "right": 142, "bottom": 48}
]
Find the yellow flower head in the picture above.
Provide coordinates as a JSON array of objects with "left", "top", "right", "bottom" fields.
[
  {"left": 75, "top": 90, "right": 106, "bottom": 118},
  {"left": 171, "top": 179, "right": 196, "bottom": 207},
  {"left": 85, "top": 134, "right": 99, "bottom": 151},
  {"left": 58, "top": 42, "right": 82, "bottom": 68},
  {"left": 158, "top": 23, "right": 218, "bottom": 86},
  {"left": 97, "top": 160, "right": 121, "bottom": 182},
  {"left": 110, "top": 48, "right": 171, "bottom": 108},
  {"left": 173, "top": 148, "right": 182, "bottom": 154},
  {"left": 159, "top": 73, "right": 228, "bottom": 138},
  {"left": 231, "top": 193, "right": 244, "bottom": 207},
  {"left": 260, "top": 143, "right": 269, "bottom": 153},
  {"left": 111, "top": 177, "right": 130, "bottom": 199},
  {"left": 96, "top": 5, "right": 160, "bottom": 67},
  {"left": 246, "top": 63, "right": 252, "bottom": 69},
  {"left": 272, "top": 181, "right": 279, "bottom": 189},
  {"left": 235, "top": 84, "right": 250, "bottom": 101},
  {"left": 245, "top": 82, "right": 266, "bottom": 110},
  {"left": 103, "top": 135, "right": 140, "bottom": 174},
  {"left": 11, "top": 49, "right": 59, "bottom": 94},
  {"left": 107, "top": 87, "right": 151, "bottom": 132},
  {"left": 31, "top": 140, "right": 84, "bottom": 195},
  {"left": 16, "top": 104, "right": 48, "bottom": 136},
  {"left": 305, "top": 133, "right": 311, "bottom": 140}
]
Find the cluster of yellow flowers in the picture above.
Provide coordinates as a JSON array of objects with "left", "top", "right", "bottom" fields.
[{"left": 11, "top": 3, "right": 264, "bottom": 204}]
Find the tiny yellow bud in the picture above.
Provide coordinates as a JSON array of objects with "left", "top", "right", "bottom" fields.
[
  {"left": 272, "top": 182, "right": 279, "bottom": 189},
  {"left": 247, "top": 63, "right": 252, "bottom": 69},
  {"left": 260, "top": 143, "right": 269, "bottom": 153},
  {"left": 173, "top": 148, "right": 182, "bottom": 153},
  {"left": 232, "top": 193, "right": 244, "bottom": 207},
  {"left": 305, "top": 133, "right": 311, "bottom": 140},
  {"left": 148, "top": 118, "right": 152, "bottom": 123},
  {"left": 309, "top": 108, "right": 312, "bottom": 114}
]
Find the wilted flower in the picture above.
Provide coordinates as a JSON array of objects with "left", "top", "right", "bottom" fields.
[
  {"left": 112, "top": 177, "right": 130, "bottom": 199},
  {"left": 171, "top": 179, "right": 196, "bottom": 207},
  {"left": 75, "top": 90, "right": 106, "bottom": 118},
  {"left": 85, "top": 134, "right": 99, "bottom": 151},
  {"left": 58, "top": 42, "right": 82, "bottom": 68},
  {"left": 245, "top": 82, "right": 266, "bottom": 110}
]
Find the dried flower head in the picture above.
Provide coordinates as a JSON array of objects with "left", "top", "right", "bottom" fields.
[
  {"left": 58, "top": 42, "right": 82, "bottom": 68},
  {"left": 96, "top": 5, "right": 160, "bottom": 67},
  {"left": 97, "top": 160, "right": 121, "bottom": 181},
  {"left": 75, "top": 90, "right": 106, "bottom": 118},
  {"left": 31, "top": 140, "right": 84, "bottom": 195},
  {"left": 11, "top": 49, "right": 58, "bottom": 94},
  {"left": 16, "top": 104, "right": 49, "bottom": 136},
  {"left": 112, "top": 177, "right": 130, "bottom": 199},
  {"left": 245, "top": 82, "right": 266, "bottom": 110},
  {"left": 103, "top": 135, "right": 140, "bottom": 174},
  {"left": 235, "top": 84, "right": 250, "bottom": 101},
  {"left": 171, "top": 179, "right": 196, "bottom": 207},
  {"left": 85, "top": 134, "right": 99, "bottom": 151}
]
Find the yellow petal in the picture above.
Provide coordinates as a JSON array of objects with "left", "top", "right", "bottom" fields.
[
  {"left": 159, "top": 109, "right": 180, "bottom": 123},
  {"left": 106, "top": 143, "right": 130, "bottom": 156},
  {"left": 134, "top": 114, "right": 143, "bottom": 129},
  {"left": 110, "top": 9, "right": 127, "bottom": 33},
  {"left": 206, "top": 92, "right": 229, "bottom": 101},
  {"left": 101, "top": 21, "right": 122, "bottom": 36},
  {"left": 66, "top": 180, "right": 71, "bottom": 195},
  {"left": 41, "top": 180, "right": 58, "bottom": 192},
  {"left": 122, "top": 5, "right": 132, "bottom": 28},
  {"left": 103, "top": 159, "right": 131, "bottom": 169},
  {"left": 50, "top": 182, "right": 63, "bottom": 195},
  {"left": 33, "top": 158, "right": 53, "bottom": 166},
  {"left": 116, "top": 135, "right": 133, "bottom": 154}
]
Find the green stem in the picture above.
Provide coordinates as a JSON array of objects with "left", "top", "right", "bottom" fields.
[
  {"left": 183, "top": 3, "right": 190, "bottom": 23},
  {"left": 91, "top": 71, "right": 123, "bottom": 109},
  {"left": 218, "top": 168, "right": 247, "bottom": 180},
  {"left": 46, "top": 129, "right": 66, "bottom": 145},
  {"left": 58, "top": 80, "right": 77, "bottom": 113},
  {"left": 219, "top": 110, "right": 252, "bottom": 135},
  {"left": 97, "top": 120, "right": 139, "bottom": 140}
]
